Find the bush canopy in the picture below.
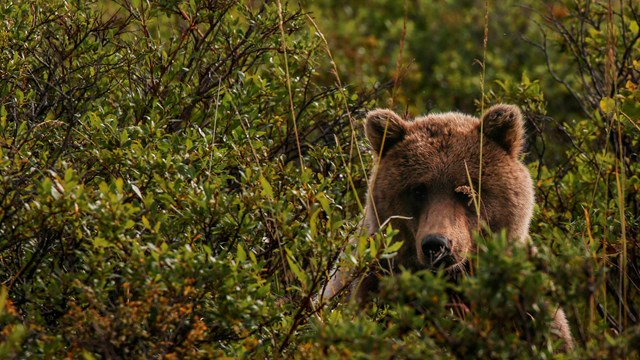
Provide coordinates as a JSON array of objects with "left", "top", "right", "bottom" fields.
[{"left": 0, "top": 0, "right": 638, "bottom": 358}]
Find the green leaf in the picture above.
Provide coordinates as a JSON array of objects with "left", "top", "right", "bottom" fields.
[
  {"left": 40, "top": 178, "right": 53, "bottom": 196},
  {"left": 93, "top": 237, "right": 113, "bottom": 248},
  {"left": 81, "top": 350, "right": 97, "bottom": 360},
  {"left": 357, "top": 235, "right": 367, "bottom": 257},
  {"left": 64, "top": 168, "right": 75, "bottom": 184},
  {"left": 309, "top": 208, "right": 320, "bottom": 237},
  {"left": 0, "top": 105, "right": 6, "bottom": 127},
  {"left": 124, "top": 220, "right": 135, "bottom": 229},
  {"left": 115, "top": 178, "right": 124, "bottom": 193},
  {"left": 259, "top": 175, "right": 273, "bottom": 199},
  {"left": 317, "top": 192, "right": 331, "bottom": 214},
  {"left": 99, "top": 181, "right": 109, "bottom": 194},
  {"left": 203, "top": 245, "right": 212, "bottom": 257},
  {"left": 0, "top": 286, "right": 8, "bottom": 312},
  {"left": 142, "top": 215, "right": 151, "bottom": 230},
  {"left": 120, "top": 129, "right": 128, "bottom": 145},
  {"left": 15, "top": 88, "right": 23, "bottom": 104},
  {"left": 237, "top": 244, "right": 247, "bottom": 262},
  {"left": 249, "top": 250, "right": 257, "bottom": 265},
  {"left": 599, "top": 97, "right": 616, "bottom": 115},
  {"left": 285, "top": 248, "right": 307, "bottom": 287},
  {"left": 384, "top": 240, "right": 403, "bottom": 254},
  {"left": 369, "top": 236, "right": 378, "bottom": 258}
]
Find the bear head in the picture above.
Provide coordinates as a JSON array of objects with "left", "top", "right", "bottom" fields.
[{"left": 363, "top": 104, "right": 534, "bottom": 276}]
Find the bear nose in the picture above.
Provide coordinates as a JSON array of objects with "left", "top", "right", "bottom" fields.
[{"left": 421, "top": 235, "right": 450, "bottom": 258}]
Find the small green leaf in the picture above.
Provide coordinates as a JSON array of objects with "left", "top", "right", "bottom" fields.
[
  {"left": 120, "top": 129, "right": 128, "bottom": 145},
  {"left": 0, "top": 105, "right": 6, "bottom": 127},
  {"left": 143, "top": 193, "right": 155, "bottom": 208},
  {"left": 64, "top": 168, "right": 75, "bottom": 184},
  {"left": 309, "top": 208, "right": 320, "bottom": 237},
  {"left": 599, "top": 97, "right": 616, "bottom": 115},
  {"left": 203, "top": 245, "right": 212, "bottom": 257},
  {"left": 142, "top": 215, "right": 151, "bottom": 230},
  {"left": 369, "top": 237, "right": 378, "bottom": 258},
  {"left": 40, "top": 178, "right": 53, "bottom": 195},
  {"left": 259, "top": 175, "right": 273, "bottom": 199},
  {"left": 115, "top": 178, "right": 124, "bottom": 193},
  {"left": 99, "top": 181, "right": 109, "bottom": 194},
  {"left": 357, "top": 235, "right": 367, "bottom": 256},
  {"left": 317, "top": 192, "right": 331, "bottom": 214},
  {"left": 286, "top": 248, "right": 307, "bottom": 286},
  {"left": 124, "top": 220, "right": 135, "bottom": 229},
  {"left": 237, "top": 244, "right": 247, "bottom": 262},
  {"left": 385, "top": 240, "right": 404, "bottom": 254},
  {"left": 93, "top": 237, "right": 113, "bottom": 248},
  {"left": 0, "top": 286, "right": 8, "bottom": 311},
  {"left": 15, "top": 89, "right": 24, "bottom": 104},
  {"left": 249, "top": 250, "right": 257, "bottom": 264},
  {"left": 81, "top": 350, "right": 97, "bottom": 360}
]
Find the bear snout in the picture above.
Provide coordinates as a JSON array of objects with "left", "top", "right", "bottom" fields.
[{"left": 420, "top": 234, "right": 453, "bottom": 268}]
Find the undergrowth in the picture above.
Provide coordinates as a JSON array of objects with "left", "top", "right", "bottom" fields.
[{"left": 0, "top": 0, "right": 638, "bottom": 358}]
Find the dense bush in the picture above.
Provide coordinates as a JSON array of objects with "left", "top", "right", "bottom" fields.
[{"left": 0, "top": 0, "right": 638, "bottom": 358}]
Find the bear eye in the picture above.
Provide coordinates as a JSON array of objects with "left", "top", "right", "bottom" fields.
[
  {"left": 411, "top": 185, "right": 428, "bottom": 202},
  {"left": 454, "top": 185, "right": 477, "bottom": 207}
]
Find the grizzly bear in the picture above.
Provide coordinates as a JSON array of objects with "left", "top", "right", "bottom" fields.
[{"left": 321, "top": 104, "right": 573, "bottom": 349}]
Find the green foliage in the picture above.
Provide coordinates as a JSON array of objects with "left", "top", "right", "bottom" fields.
[
  {"left": 0, "top": 0, "right": 366, "bottom": 357},
  {"left": 0, "top": 0, "right": 638, "bottom": 358},
  {"left": 298, "top": 233, "right": 584, "bottom": 359},
  {"left": 301, "top": 0, "right": 573, "bottom": 116}
]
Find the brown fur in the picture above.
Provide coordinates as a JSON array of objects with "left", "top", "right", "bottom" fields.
[{"left": 322, "top": 104, "right": 573, "bottom": 350}]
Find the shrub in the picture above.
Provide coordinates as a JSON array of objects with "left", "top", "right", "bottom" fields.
[{"left": 0, "top": 0, "right": 638, "bottom": 358}]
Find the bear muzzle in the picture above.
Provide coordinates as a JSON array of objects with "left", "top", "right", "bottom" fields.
[{"left": 420, "top": 234, "right": 455, "bottom": 269}]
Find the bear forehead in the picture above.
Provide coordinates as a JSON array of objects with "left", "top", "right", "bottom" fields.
[
  {"left": 398, "top": 112, "right": 484, "bottom": 160},
  {"left": 409, "top": 112, "right": 479, "bottom": 137},
  {"left": 378, "top": 113, "right": 512, "bottom": 188}
]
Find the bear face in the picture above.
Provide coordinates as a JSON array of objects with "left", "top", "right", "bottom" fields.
[{"left": 363, "top": 105, "right": 534, "bottom": 278}]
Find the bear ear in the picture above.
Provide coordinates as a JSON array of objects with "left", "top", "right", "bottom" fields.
[
  {"left": 480, "top": 104, "right": 525, "bottom": 157},
  {"left": 365, "top": 109, "right": 407, "bottom": 157}
]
